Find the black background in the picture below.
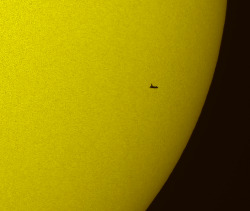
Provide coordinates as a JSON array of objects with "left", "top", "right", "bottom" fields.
[{"left": 147, "top": 1, "right": 250, "bottom": 210}]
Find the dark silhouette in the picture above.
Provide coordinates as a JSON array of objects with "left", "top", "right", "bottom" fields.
[{"left": 150, "top": 84, "right": 158, "bottom": 88}]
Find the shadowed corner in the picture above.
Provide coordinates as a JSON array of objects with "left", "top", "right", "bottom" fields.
[{"left": 150, "top": 84, "right": 158, "bottom": 88}]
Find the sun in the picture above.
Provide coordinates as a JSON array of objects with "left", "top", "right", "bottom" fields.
[{"left": 0, "top": 1, "right": 227, "bottom": 210}]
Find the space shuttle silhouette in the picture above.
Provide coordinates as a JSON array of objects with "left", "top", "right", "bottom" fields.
[{"left": 150, "top": 84, "right": 158, "bottom": 88}]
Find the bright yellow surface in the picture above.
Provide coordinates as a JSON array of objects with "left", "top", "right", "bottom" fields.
[{"left": 0, "top": 1, "right": 226, "bottom": 210}]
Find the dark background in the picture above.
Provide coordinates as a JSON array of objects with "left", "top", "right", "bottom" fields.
[{"left": 147, "top": 1, "right": 250, "bottom": 210}]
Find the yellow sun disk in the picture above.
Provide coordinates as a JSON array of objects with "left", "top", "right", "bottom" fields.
[{"left": 0, "top": 1, "right": 227, "bottom": 210}]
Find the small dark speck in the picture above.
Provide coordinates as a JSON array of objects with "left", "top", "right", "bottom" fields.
[{"left": 150, "top": 84, "right": 158, "bottom": 88}]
